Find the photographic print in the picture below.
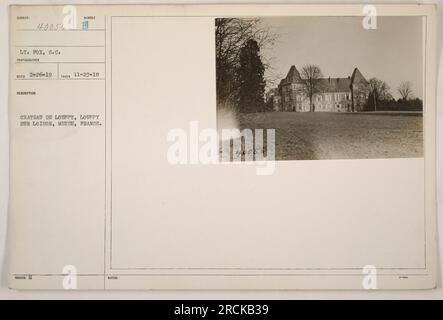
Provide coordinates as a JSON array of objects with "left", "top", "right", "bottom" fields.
[
  {"left": 7, "top": 4, "right": 437, "bottom": 291},
  {"left": 215, "top": 16, "right": 424, "bottom": 160}
]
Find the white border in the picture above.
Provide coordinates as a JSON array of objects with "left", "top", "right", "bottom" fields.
[{"left": 0, "top": 0, "right": 442, "bottom": 298}]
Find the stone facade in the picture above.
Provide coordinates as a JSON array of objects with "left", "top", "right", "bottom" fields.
[{"left": 267, "top": 66, "right": 368, "bottom": 112}]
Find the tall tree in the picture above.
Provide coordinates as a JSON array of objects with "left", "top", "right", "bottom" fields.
[
  {"left": 299, "top": 64, "right": 323, "bottom": 112},
  {"left": 368, "top": 78, "right": 392, "bottom": 111},
  {"left": 237, "top": 39, "right": 266, "bottom": 113},
  {"left": 215, "top": 18, "right": 276, "bottom": 111},
  {"left": 397, "top": 81, "right": 414, "bottom": 100}
]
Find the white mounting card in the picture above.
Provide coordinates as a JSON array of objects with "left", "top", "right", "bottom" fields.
[{"left": 8, "top": 4, "right": 437, "bottom": 290}]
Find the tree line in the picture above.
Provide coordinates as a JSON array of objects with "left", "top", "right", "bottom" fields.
[
  {"left": 216, "top": 18, "right": 275, "bottom": 113},
  {"left": 366, "top": 79, "right": 422, "bottom": 111}
]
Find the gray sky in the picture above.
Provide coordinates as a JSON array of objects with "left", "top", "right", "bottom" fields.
[{"left": 261, "top": 16, "right": 423, "bottom": 99}]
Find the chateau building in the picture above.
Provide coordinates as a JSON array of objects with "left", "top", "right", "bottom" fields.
[{"left": 268, "top": 66, "right": 368, "bottom": 112}]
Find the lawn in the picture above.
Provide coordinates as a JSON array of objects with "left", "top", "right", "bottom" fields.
[{"left": 236, "top": 112, "right": 423, "bottom": 160}]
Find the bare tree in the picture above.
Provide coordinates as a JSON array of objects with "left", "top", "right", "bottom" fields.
[
  {"left": 215, "top": 18, "right": 277, "bottom": 110},
  {"left": 299, "top": 64, "right": 323, "bottom": 112},
  {"left": 397, "top": 81, "right": 414, "bottom": 100},
  {"left": 368, "top": 78, "right": 392, "bottom": 111}
]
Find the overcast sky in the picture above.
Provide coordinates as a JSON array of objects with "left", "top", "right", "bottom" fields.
[{"left": 261, "top": 16, "right": 423, "bottom": 99}]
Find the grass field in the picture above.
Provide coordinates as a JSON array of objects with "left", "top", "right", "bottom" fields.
[{"left": 236, "top": 112, "right": 423, "bottom": 160}]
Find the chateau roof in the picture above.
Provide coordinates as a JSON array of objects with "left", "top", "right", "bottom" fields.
[
  {"left": 277, "top": 66, "right": 367, "bottom": 93},
  {"left": 284, "top": 65, "right": 302, "bottom": 83},
  {"left": 350, "top": 67, "right": 368, "bottom": 85},
  {"left": 318, "top": 77, "right": 351, "bottom": 93}
]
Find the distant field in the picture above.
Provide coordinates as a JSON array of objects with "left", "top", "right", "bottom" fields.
[{"left": 236, "top": 112, "right": 423, "bottom": 160}]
